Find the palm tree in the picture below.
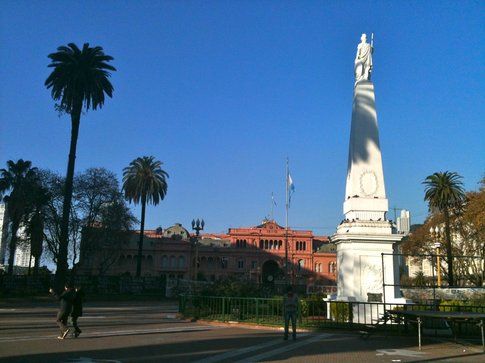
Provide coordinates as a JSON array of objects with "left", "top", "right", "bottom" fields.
[
  {"left": 24, "top": 183, "right": 50, "bottom": 276},
  {"left": 122, "top": 156, "right": 168, "bottom": 277},
  {"left": 0, "top": 160, "right": 38, "bottom": 275},
  {"left": 423, "top": 171, "right": 465, "bottom": 286},
  {"left": 45, "top": 43, "right": 116, "bottom": 287}
]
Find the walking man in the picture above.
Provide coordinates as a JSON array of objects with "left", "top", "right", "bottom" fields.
[
  {"left": 71, "top": 286, "right": 84, "bottom": 337},
  {"left": 49, "top": 283, "right": 75, "bottom": 339},
  {"left": 283, "top": 285, "right": 299, "bottom": 340}
]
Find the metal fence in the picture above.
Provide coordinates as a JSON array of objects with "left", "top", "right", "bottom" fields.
[{"left": 179, "top": 295, "right": 484, "bottom": 336}]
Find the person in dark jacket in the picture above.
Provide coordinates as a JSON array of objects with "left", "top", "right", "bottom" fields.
[
  {"left": 71, "top": 286, "right": 84, "bottom": 337},
  {"left": 283, "top": 285, "right": 299, "bottom": 341},
  {"left": 49, "top": 284, "right": 75, "bottom": 339}
]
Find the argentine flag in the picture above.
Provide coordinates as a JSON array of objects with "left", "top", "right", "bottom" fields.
[{"left": 288, "top": 172, "right": 295, "bottom": 206}]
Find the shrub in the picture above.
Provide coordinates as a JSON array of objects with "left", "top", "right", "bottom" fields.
[{"left": 330, "top": 302, "right": 353, "bottom": 322}]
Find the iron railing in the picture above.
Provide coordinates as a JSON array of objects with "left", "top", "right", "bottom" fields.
[{"left": 179, "top": 295, "right": 485, "bottom": 336}]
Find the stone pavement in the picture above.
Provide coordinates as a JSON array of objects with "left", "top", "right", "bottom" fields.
[{"left": 0, "top": 301, "right": 483, "bottom": 362}]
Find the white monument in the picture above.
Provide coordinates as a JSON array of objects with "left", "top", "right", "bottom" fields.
[{"left": 331, "top": 34, "right": 407, "bottom": 304}]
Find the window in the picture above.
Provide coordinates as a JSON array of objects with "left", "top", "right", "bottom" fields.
[
  {"left": 303, "top": 242, "right": 306, "bottom": 251},
  {"left": 251, "top": 260, "right": 257, "bottom": 269},
  {"left": 259, "top": 240, "right": 263, "bottom": 249},
  {"left": 161, "top": 255, "right": 168, "bottom": 268},
  {"left": 221, "top": 257, "right": 228, "bottom": 269},
  {"left": 329, "top": 262, "right": 336, "bottom": 273},
  {"left": 279, "top": 241, "right": 282, "bottom": 249},
  {"left": 170, "top": 256, "right": 176, "bottom": 268},
  {"left": 237, "top": 259, "right": 244, "bottom": 269},
  {"left": 264, "top": 240, "right": 268, "bottom": 249},
  {"left": 298, "top": 259, "right": 305, "bottom": 271},
  {"left": 178, "top": 256, "right": 185, "bottom": 268}
]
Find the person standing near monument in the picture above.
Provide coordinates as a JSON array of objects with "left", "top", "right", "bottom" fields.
[
  {"left": 49, "top": 284, "right": 75, "bottom": 339},
  {"left": 283, "top": 286, "right": 299, "bottom": 340},
  {"left": 71, "top": 286, "right": 84, "bottom": 338}
]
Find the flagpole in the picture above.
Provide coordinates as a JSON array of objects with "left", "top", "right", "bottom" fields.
[{"left": 285, "top": 157, "right": 289, "bottom": 284}]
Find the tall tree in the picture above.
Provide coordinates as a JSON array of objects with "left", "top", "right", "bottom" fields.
[
  {"left": 0, "top": 160, "right": 38, "bottom": 275},
  {"left": 23, "top": 183, "right": 50, "bottom": 276},
  {"left": 45, "top": 43, "right": 116, "bottom": 288},
  {"left": 122, "top": 156, "right": 168, "bottom": 277},
  {"left": 80, "top": 194, "right": 137, "bottom": 276},
  {"left": 423, "top": 171, "right": 465, "bottom": 286}
]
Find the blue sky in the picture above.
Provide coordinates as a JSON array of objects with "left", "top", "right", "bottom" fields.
[{"left": 1, "top": 1, "right": 484, "bottom": 235}]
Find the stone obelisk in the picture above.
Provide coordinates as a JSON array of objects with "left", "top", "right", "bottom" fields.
[{"left": 332, "top": 34, "right": 406, "bottom": 303}]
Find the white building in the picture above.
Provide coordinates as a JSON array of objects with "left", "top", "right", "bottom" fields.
[
  {"left": 0, "top": 204, "right": 8, "bottom": 266},
  {"left": 13, "top": 238, "right": 33, "bottom": 268},
  {"left": 397, "top": 210, "right": 411, "bottom": 235},
  {"left": 0, "top": 204, "right": 33, "bottom": 269}
]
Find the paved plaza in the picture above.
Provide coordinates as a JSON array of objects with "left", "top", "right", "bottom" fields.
[{"left": 0, "top": 301, "right": 483, "bottom": 362}]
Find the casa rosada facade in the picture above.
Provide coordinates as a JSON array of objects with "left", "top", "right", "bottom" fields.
[{"left": 78, "top": 220, "right": 337, "bottom": 286}]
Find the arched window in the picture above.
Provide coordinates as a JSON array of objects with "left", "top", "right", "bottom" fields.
[
  {"left": 178, "top": 256, "right": 185, "bottom": 268},
  {"left": 298, "top": 259, "right": 304, "bottom": 271},
  {"left": 236, "top": 240, "right": 239, "bottom": 248},
  {"left": 243, "top": 240, "right": 247, "bottom": 248},
  {"left": 208, "top": 257, "right": 214, "bottom": 269},
  {"left": 279, "top": 241, "right": 282, "bottom": 249},
  {"left": 269, "top": 240, "right": 273, "bottom": 249},
  {"left": 303, "top": 242, "right": 306, "bottom": 251},
  {"left": 264, "top": 240, "right": 268, "bottom": 249},
  {"left": 161, "top": 255, "right": 168, "bottom": 268},
  {"left": 170, "top": 255, "right": 176, "bottom": 268},
  {"left": 259, "top": 240, "right": 263, "bottom": 249}
]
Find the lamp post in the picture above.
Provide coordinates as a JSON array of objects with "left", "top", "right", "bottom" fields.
[
  {"left": 192, "top": 218, "right": 204, "bottom": 281},
  {"left": 430, "top": 226, "right": 444, "bottom": 287}
]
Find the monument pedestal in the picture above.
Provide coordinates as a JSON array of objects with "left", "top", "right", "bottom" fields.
[{"left": 332, "top": 223, "right": 407, "bottom": 303}]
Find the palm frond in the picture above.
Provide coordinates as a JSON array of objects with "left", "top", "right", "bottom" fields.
[
  {"left": 122, "top": 156, "right": 169, "bottom": 206},
  {"left": 45, "top": 42, "right": 116, "bottom": 113}
]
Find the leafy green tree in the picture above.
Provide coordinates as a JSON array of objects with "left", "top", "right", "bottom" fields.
[
  {"left": 0, "top": 160, "right": 38, "bottom": 275},
  {"left": 122, "top": 156, "right": 168, "bottom": 277},
  {"left": 45, "top": 43, "right": 116, "bottom": 287},
  {"left": 423, "top": 171, "right": 465, "bottom": 286}
]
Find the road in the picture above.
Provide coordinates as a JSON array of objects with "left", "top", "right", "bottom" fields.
[{"left": 0, "top": 301, "right": 483, "bottom": 362}]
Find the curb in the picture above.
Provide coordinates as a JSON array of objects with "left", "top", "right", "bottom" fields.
[{"left": 195, "top": 319, "right": 315, "bottom": 332}]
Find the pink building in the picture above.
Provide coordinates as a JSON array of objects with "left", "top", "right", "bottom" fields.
[{"left": 78, "top": 220, "right": 337, "bottom": 286}]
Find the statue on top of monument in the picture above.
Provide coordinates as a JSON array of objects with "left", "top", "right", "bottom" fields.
[{"left": 354, "top": 33, "right": 373, "bottom": 84}]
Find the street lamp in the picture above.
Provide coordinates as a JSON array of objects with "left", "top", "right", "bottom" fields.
[
  {"left": 430, "top": 226, "right": 444, "bottom": 287},
  {"left": 192, "top": 218, "right": 204, "bottom": 281}
]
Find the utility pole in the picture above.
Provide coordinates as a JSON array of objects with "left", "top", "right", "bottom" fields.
[
  {"left": 391, "top": 206, "right": 402, "bottom": 222},
  {"left": 191, "top": 218, "right": 204, "bottom": 281}
]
